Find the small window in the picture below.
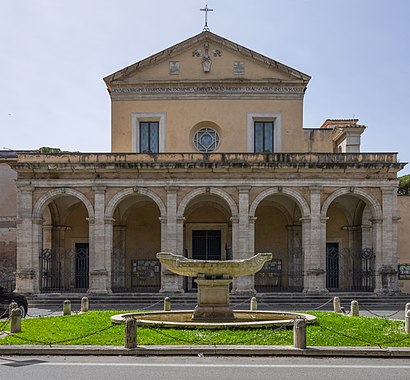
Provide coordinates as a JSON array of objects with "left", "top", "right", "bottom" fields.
[
  {"left": 169, "top": 61, "right": 180, "bottom": 75},
  {"left": 140, "top": 121, "right": 159, "bottom": 153},
  {"left": 193, "top": 127, "right": 220, "bottom": 153},
  {"left": 254, "top": 121, "right": 274, "bottom": 153},
  {"left": 233, "top": 61, "right": 244, "bottom": 75}
]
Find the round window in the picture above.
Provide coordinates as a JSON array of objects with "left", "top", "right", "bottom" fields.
[{"left": 193, "top": 127, "right": 220, "bottom": 152}]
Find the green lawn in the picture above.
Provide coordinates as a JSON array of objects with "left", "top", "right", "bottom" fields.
[{"left": 0, "top": 311, "right": 409, "bottom": 347}]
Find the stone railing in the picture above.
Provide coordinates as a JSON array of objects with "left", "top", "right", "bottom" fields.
[{"left": 11, "top": 151, "right": 403, "bottom": 167}]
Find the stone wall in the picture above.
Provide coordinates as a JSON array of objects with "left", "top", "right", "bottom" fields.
[
  {"left": 0, "top": 163, "right": 17, "bottom": 288},
  {"left": 398, "top": 195, "right": 410, "bottom": 294}
]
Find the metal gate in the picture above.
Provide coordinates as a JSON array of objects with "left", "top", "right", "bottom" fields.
[
  {"left": 326, "top": 246, "right": 375, "bottom": 291},
  {"left": 40, "top": 245, "right": 89, "bottom": 292},
  {"left": 255, "top": 247, "right": 304, "bottom": 292},
  {"left": 111, "top": 249, "right": 161, "bottom": 293}
]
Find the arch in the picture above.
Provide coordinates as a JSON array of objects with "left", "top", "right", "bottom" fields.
[
  {"left": 33, "top": 188, "right": 94, "bottom": 219},
  {"left": 177, "top": 187, "right": 238, "bottom": 218},
  {"left": 105, "top": 187, "right": 166, "bottom": 219},
  {"left": 249, "top": 187, "right": 310, "bottom": 218},
  {"left": 321, "top": 188, "right": 382, "bottom": 220}
]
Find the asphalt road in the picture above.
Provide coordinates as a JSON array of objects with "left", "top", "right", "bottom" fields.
[{"left": 0, "top": 356, "right": 409, "bottom": 380}]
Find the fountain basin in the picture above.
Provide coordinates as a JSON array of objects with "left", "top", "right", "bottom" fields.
[{"left": 111, "top": 310, "right": 316, "bottom": 329}]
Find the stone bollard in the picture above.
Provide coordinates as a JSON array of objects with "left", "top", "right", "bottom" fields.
[
  {"left": 164, "top": 297, "right": 171, "bottom": 311},
  {"left": 81, "top": 296, "right": 89, "bottom": 313},
  {"left": 124, "top": 317, "right": 137, "bottom": 348},
  {"left": 333, "top": 296, "right": 341, "bottom": 313},
  {"left": 405, "top": 303, "right": 410, "bottom": 316},
  {"left": 293, "top": 318, "right": 306, "bottom": 349},
  {"left": 8, "top": 302, "right": 18, "bottom": 318},
  {"left": 250, "top": 297, "right": 257, "bottom": 311},
  {"left": 350, "top": 300, "right": 359, "bottom": 316},
  {"left": 10, "top": 307, "right": 22, "bottom": 333},
  {"left": 405, "top": 310, "right": 410, "bottom": 334},
  {"left": 63, "top": 299, "right": 72, "bottom": 316}
]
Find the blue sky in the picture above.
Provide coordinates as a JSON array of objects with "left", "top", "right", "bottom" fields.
[{"left": 1, "top": 0, "right": 409, "bottom": 174}]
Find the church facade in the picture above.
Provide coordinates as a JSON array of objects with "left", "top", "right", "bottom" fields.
[{"left": 1, "top": 31, "right": 407, "bottom": 295}]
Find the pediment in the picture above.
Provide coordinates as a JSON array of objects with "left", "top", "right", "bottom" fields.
[{"left": 104, "top": 31, "right": 310, "bottom": 86}]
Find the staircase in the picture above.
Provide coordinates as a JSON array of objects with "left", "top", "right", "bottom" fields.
[{"left": 27, "top": 292, "right": 410, "bottom": 312}]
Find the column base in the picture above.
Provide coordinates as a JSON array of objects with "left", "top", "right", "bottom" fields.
[
  {"left": 159, "top": 273, "right": 184, "bottom": 293},
  {"left": 88, "top": 270, "right": 111, "bottom": 294},
  {"left": 231, "top": 275, "right": 256, "bottom": 295},
  {"left": 15, "top": 269, "right": 39, "bottom": 294}
]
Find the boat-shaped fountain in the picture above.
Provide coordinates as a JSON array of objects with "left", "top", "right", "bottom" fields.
[{"left": 111, "top": 252, "right": 316, "bottom": 329}]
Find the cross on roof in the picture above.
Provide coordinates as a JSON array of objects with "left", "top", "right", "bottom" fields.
[{"left": 200, "top": 4, "right": 213, "bottom": 31}]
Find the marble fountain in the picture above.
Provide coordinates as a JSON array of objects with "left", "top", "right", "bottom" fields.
[{"left": 111, "top": 252, "right": 316, "bottom": 329}]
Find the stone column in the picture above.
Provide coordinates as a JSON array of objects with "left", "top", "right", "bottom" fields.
[
  {"left": 88, "top": 187, "right": 109, "bottom": 294},
  {"left": 15, "top": 185, "right": 38, "bottom": 294},
  {"left": 287, "top": 224, "right": 303, "bottom": 289},
  {"left": 377, "top": 186, "right": 400, "bottom": 294},
  {"left": 371, "top": 217, "right": 383, "bottom": 293},
  {"left": 303, "top": 186, "right": 327, "bottom": 294},
  {"left": 160, "top": 187, "right": 183, "bottom": 293},
  {"left": 104, "top": 217, "right": 114, "bottom": 293},
  {"left": 112, "top": 225, "right": 127, "bottom": 290},
  {"left": 343, "top": 225, "right": 361, "bottom": 289},
  {"left": 232, "top": 186, "right": 254, "bottom": 294}
]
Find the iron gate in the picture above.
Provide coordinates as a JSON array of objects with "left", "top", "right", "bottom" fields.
[
  {"left": 255, "top": 247, "right": 304, "bottom": 292},
  {"left": 326, "top": 246, "right": 375, "bottom": 292},
  {"left": 111, "top": 249, "right": 161, "bottom": 292},
  {"left": 40, "top": 246, "right": 89, "bottom": 292}
]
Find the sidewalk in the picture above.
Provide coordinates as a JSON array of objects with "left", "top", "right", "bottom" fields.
[{"left": 1, "top": 344, "right": 410, "bottom": 358}]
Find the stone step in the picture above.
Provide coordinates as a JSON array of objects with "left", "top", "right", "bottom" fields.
[{"left": 27, "top": 292, "right": 410, "bottom": 310}]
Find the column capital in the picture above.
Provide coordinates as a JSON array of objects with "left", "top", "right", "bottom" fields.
[
  {"left": 300, "top": 216, "right": 311, "bottom": 224},
  {"left": 92, "top": 186, "right": 107, "bottom": 193},
  {"left": 342, "top": 225, "right": 361, "bottom": 231},
  {"left": 165, "top": 186, "right": 179, "bottom": 192},
  {"left": 86, "top": 217, "right": 95, "bottom": 225},
  {"left": 309, "top": 185, "right": 322, "bottom": 193},
  {"left": 17, "top": 185, "right": 35, "bottom": 192},
  {"left": 380, "top": 186, "right": 396, "bottom": 193},
  {"left": 104, "top": 217, "right": 115, "bottom": 224},
  {"left": 249, "top": 216, "right": 257, "bottom": 224},
  {"left": 54, "top": 225, "right": 72, "bottom": 231},
  {"left": 370, "top": 217, "right": 383, "bottom": 224},
  {"left": 230, "top": 216, "right": 239, "bottom": 223},
  {"left": 238, "top": 186, "right": 251, "bottom": 193}
]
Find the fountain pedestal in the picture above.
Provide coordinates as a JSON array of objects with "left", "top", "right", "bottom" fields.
[{"left": 192, "top": 278, "right": 234, "bottom": 321}]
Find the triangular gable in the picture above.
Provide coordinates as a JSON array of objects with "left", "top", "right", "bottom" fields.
[{"left": 104, "top": 31, "right": 311, "bottom": 85}]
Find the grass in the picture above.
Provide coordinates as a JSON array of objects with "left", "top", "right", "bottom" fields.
[{"left": 0, "top": 311, "right": 409, "bottom": 347}]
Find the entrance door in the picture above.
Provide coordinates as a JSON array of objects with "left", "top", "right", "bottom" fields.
[
  {"left": 326, "top": 242, "right": 339, "bottom": 289},
  {"left": 192, "top": 230, "right": 222, "bottom": 260},
  {"left": 75, "top": 243, "right": 89, "bottom": 289}
]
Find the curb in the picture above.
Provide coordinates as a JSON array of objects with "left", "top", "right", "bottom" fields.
[{"left": 1, "top": 345, "right": 410, "bottom": 357}]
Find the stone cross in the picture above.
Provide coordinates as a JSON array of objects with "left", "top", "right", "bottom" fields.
[{"left": 200, "top": 4, "right": 213, "bottom": 31}]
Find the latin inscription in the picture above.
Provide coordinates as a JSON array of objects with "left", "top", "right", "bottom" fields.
[{"left": 112, "top": 85, "right": 305, "bottom": 95}]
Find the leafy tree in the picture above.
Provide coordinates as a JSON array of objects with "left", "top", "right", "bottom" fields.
[{"left": 398, "top": 174, "right": 410, "bottom": 195}]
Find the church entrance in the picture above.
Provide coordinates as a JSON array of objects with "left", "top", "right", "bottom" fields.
[
  {"left": 192, "top": 230, "right": 222, "bottom": 260},
  {"left": 190, "top": 229, "right": 222, "bottom": 289},
  {"left": 75, "top": 243, "right": 89, "bottom": 289}
]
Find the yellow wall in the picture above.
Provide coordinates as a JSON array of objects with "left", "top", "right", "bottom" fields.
[
  {"left": 111, "top": 98, "right": 304, "bottom": 152},
  {"left": 64, "top": 204, "right": 89, "bottom": 249},
  {"left": 125, "top": 204, "right": 161, "bottom": 261}
]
